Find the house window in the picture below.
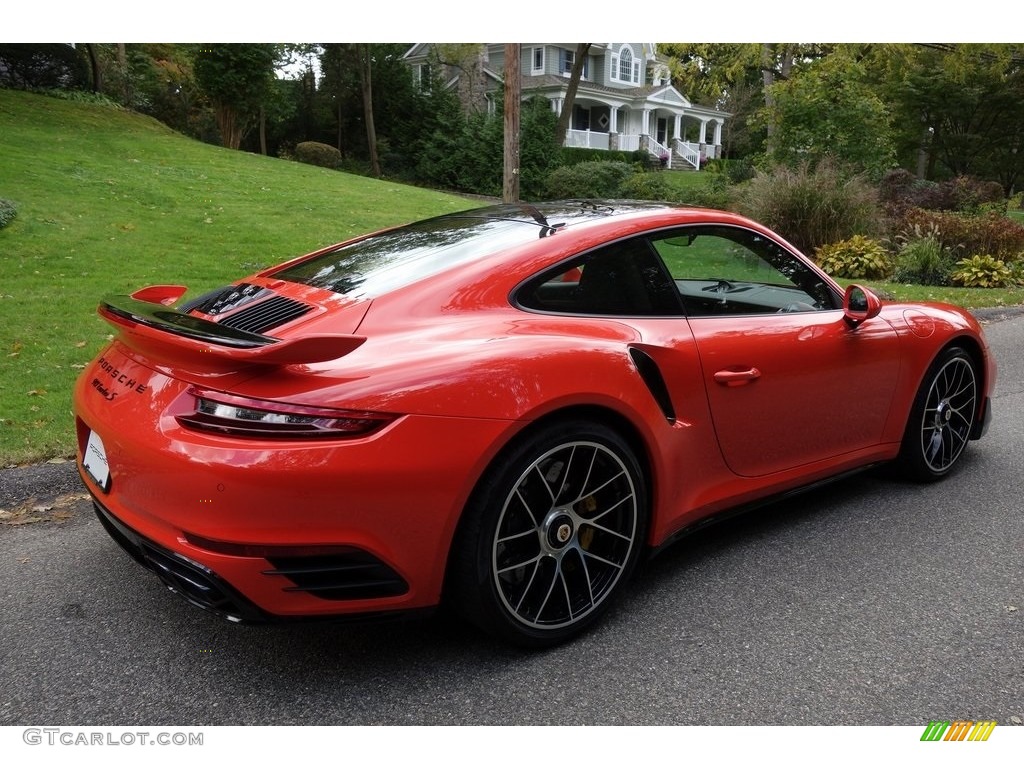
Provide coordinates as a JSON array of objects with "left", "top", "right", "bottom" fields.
[
  {"left": 611, "top": 45, "right": 639, "bottom": 85},
  {"left": 532, "top": 47, "right": 544, "bottom": 74},
  {"left": 560, "top": 48, "right": 574, "bottom": 75},
  {"left": 559, "top": 48, "right": 588, "bottom": 79},
  {"left": 415, "top": 63, "right": 431, "bottom": 91},
  {"left": 619, "top": 47, "right": 633, "bottom": 82}
]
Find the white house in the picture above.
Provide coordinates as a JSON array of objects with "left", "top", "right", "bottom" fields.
[{"left": 402, "top": 43, "right": 729, "bottom": 170}]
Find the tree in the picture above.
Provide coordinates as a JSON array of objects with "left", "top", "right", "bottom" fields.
[
  {"left": 356, "top": 44, "right": 381, "bottom": 177},
  {"left": 555, "top": 43, "right": 591, "bottom": 145},
  {"left": 757, "top": 50, "right": 895, "bottom": 179},
  {"left": 503, "top": 43, "right": 521, "bottom": 203},
  {"left": 193, "top": 44, "right": 276, "bottom": 149},
  {"left": 864, "top": 43, "right": 1024, "bottom": 189}
]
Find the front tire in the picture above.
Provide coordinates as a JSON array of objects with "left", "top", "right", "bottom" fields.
[
  {"left": 896, "top": 346, "right": 978, "bottom": 481},
  {"left": 449, "top": 419, "right": 647, "bottom": 648}
]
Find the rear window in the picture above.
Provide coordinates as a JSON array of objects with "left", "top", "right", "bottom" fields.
[{"left": 272, "top": 214, "right": 542, "bottom": 298}]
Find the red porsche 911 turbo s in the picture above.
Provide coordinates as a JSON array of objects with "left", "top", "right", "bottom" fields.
[{"left": 74, "top": 200, "right": 995, "bottom": 647}]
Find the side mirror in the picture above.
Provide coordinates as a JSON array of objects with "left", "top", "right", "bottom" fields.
[{"left": 843, "top": 284, "right": 882, "bottom": 328}]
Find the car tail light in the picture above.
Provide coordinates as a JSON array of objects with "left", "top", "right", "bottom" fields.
[{"left": 176, "top": 387, "right": 396, "bottom": 439}]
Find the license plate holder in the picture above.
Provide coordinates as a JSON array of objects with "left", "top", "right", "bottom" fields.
[{"left": 83, "top": 430, "right": 112, "bottom": 492}]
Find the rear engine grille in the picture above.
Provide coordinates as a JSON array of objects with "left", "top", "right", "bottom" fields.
[
  {"left": 264, "top": 552, "right": 408, "bottom": 601},
  {"left": 218, "top": 295, "right": 312, "bottom": 334},
  {"left": 181, "top": 282, "right": 267, "bottom": 315},
  {"left": 92, "top": 500, "right": 265, "bottom": 623}
]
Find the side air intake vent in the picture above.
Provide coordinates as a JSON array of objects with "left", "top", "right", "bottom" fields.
[{"left": 217, "top": 295, "right": 312, "bottom": 334}]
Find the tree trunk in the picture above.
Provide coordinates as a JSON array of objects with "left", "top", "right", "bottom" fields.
[
  {"left": 216, "top": 104, "right": 241, "bottom": 149},
  {"left": 259, "top": 104, "right": 267, "bottom": 156},
  {"left": 116, "top": 43, "right": 130, "bottom": 104},
  {"left": 555, "top": 44, "right": 591, "bottom": 146},
  {"left": 85, "top": 44, "right": 102, "bottom": 93},
  {"left": 358, "top": 44, "right": 381, "bottom": 178},
  {"left": 503, "top": 44, "right": 521, "bottom": 204}
]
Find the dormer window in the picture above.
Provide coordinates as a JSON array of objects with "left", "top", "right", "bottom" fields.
[{"left": 610, "top": 45, "right": 641, "bottom": 85}]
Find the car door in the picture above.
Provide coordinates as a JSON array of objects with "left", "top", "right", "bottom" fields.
[{"left": 650, "top": 226, "right": 901, "bottom": 478}]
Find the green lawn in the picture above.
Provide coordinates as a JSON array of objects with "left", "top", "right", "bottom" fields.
[{"left": 0, "top": 89, "right": 472, "bottom": 464}]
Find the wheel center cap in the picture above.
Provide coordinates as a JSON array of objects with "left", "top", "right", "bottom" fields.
[{"left": 545, "top": 513, "right": 575, "bottom": 549}]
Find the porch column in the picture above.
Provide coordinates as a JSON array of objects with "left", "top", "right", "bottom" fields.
[
  {"left": 672, "top": 113, "right": 682, "bottom": 141},
  {"left": 712, "top": 119, "right": 723, "bottom": 146},
  {"left": 550, "top": 98, "right": 562, "bottom": 115},
  {"left": 641, "top": 109, "right": 651, "bottom": 136},
  {"left": 609, "top": 108, "right": 618, "bottom": 133},
  {"left": 698, "top": 119, "right": 708, "bottom": 144}
]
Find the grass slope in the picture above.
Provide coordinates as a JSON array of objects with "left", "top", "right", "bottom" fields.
[{"left": 0, "top": 89, "right": 472, "bottom": 464}]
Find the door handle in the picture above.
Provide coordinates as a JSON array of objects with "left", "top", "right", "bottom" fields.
[{"left": 714, "top": 367, "right": 762, "bottom": 386}]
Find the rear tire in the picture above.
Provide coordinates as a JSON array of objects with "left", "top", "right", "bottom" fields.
[
  {"left": 895, "top": 346, "right": 978, "bottom": 482},
  {"left": 449, "top": 419, "right": 647, "bottom": 648}
]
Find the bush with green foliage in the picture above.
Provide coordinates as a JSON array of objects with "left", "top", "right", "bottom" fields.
[
  {"left": 0, "top": 198, "right": 17, "bottom": 229},
  {"left": 734, "top": 161, "right": 882, "bottom": 254},
  {"left": 559, "top": 147, "right": 648, "bottom": 167},
  {"left": 294, "top": 141, "right": 342, "bottom": 170},
  {"left": 671, "top": 174, "right": 735, "bottom": 210},
  {"left": 892, "top": 235, "right": 955, "bottom": 286},
  {"left": 950, "top": 254, "right": 1015, "bottom": 288},
  {"left": 619, "top": 171, "right": 676, "bottom": 201},
  {"left": 704, "top": 158, "right": 756, "bottom": 184},
  {"left": 544, "top": 161, "right": 637, "bottom": 199},
  {"left": 814, "top": 235, "right": 892, "bottom": 279}
]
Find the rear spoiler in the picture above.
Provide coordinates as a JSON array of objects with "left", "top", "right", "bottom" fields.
[{"left": 98, "top": 292, "right": 365, "bottom": 368}]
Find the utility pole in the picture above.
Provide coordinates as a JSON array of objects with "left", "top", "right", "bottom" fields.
[{"left": 503, "top": 43, "right": 521, "bottom": 203}]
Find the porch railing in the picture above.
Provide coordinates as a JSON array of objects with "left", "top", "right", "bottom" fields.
[
  {"left": 565, "top": 129, "right": 610, "bottom": 150},
  {"left": 647, "top": 137, "right": 672, "bottom": 169},
  {"left": 674, "top": 140, "right": 701, "bottom": 170}
]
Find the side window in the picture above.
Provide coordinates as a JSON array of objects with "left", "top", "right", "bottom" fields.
[
  {"left": 650, "top": 226, "right": 838, "bottom": 316},
  {"left": 518, "top": 238, "right": 681, "bottom": 316}
]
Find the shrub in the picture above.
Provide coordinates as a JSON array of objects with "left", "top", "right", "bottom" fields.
[
  {"left": 544, "top": 161, "right": 636, "bottom": 199},
  {"left": 734, "top": 160, "right": 882, "bottom": 254},
  {"left": 815, "top": 235, "right": 892, "bottom": 279},
  {"left": 620, "top": 171, "right": 675, "bottom": 201},
  {"left": 881, "top": 172, "right": 1005, "bottom": 214},
  {"left": 0, "top": 198, "right": 17, "bottom": 229},
  {"left": 889, "top": 208, "right": 1024, "bottom": 262},
  {"left": 670, "top": 174, "right": 735, "bottom": 210},
  {"left": 559, "top": 147, "right": 647, "bottom": 167},
  {"left": 294, "top": 141, "right": 342, "bottom": 170},
  {"left": 950, "top": 254, "right": 1015, "bottom": 288},
  {"left": 892, "top": 235, "right": 955, "bottom": 286}
]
